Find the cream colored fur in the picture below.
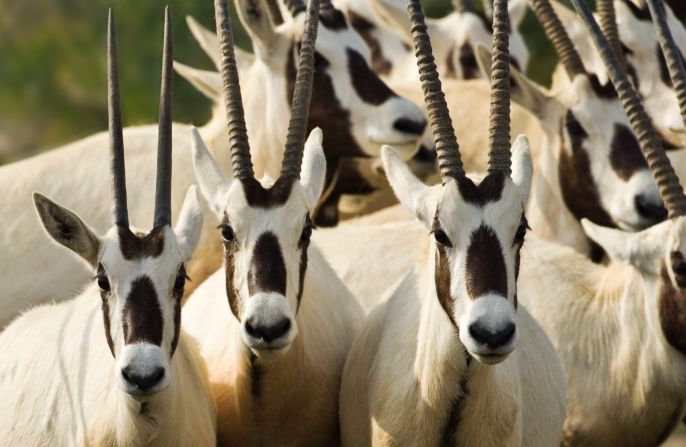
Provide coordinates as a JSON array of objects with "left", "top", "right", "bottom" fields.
[
  {"left": 0, "top": 284, "right": 216, "bottom": 446},
  {"left": 182, "top": 245, "right": 364, "bottom": 446},
  {"left": 339, "top": 238, "right": 566, "bottom": 446}
]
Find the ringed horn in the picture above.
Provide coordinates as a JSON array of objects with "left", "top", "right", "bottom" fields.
[{"left": 570, "top": 0, "right": 686, "bottom": 217}]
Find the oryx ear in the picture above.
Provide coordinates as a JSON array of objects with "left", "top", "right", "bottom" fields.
[
  {"left": 236, "top": 0, "right": 280, "bottom": 57},
  {"left": 510, "top": 135, "right": 533, "bottom": 206},
  {"left": 191, "top": 127, "right": 232, "bottom": 216},
  {"left": 382, "top": 145, "right": 434, "bottom": 228},
  {"left": 174, "top": 186, "right": 204, "bottom": 261},
  {"left": 509, "top": 0, "right": 528, "bottom": 27},
  {"left": 186, "top": 16, "right": 221, "bottom": 69},
  {"left": 300, "top": 128, "right": 327, "bottom": 211},
  {"left": 371, "top": 0, "right": 413, "bottom": 44},
  {"left": 580, "top": 219, "right": 664, "bottom": 270},
  {"left": 475, "top": 44, "right": 557, "bottom": 127},
  {"left": 33, "top": 193, "right": 101, "bottom": 268},
  {"left": 174, "top": 62, "right": 222, "bottom": 101}
]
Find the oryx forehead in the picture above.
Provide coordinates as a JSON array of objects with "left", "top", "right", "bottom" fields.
[
  {"left": 100, "top": 225, "right": 180, "bottom": 269},
  {"left": 439, "top": 176, "right": 523, "bottom": 231},
  {"left": 227, "top": 179, "right": 307, "bottom": 232},
  {"left": 316, "top": 17, "right": 370, "bottom": 60}
]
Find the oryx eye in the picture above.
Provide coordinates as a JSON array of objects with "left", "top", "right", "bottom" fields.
[
  {"left": 220, "top": 224, "right": 235, "bottom": 243},
  {"left": 564, "top": 112, "right": 586, "bottom": 138},
  {"left": 174, "top": 266, "right": 187, "bottom": 291},
  {"left": 299, "top": 217, "right": 314, "bottom": 248},
  {"left": 432, "top": 229, "right": 452, "bottom": 247},
  {"left": 97, "top": 274, "right": 110, "bottom": 292}
]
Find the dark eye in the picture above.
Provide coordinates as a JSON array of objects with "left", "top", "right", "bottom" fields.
[
  {"left": 299, "top": 219, "right": 314, "bottom": 248},
  {"left": 221, "top": 225, "right": 235, "bottom": 243},
  {"left": 174, "top": 266, "right": 187, "bottom": 291},
  {"left": 97, "top": 275, "right": 110, "bottom": 292},
  {"left": 433, "top": 230, "right": 452, "bottom": 247}
]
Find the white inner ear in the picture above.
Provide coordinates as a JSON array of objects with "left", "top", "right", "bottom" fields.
[
  {"left": 174, "top": 62, "right": 221, "bottom": 101},
  {"left": 235, "top": 0, "right": 279, "bottom": 57},
  {"left": 186, "top": 15, "right": 221, "bottom": 69},
  {"left": 191, "top": 126, "right": 231, "bottom": 217},
  {"left": 581, "top": 218, "right": 633, "bottom": 264},
  {"left": 510, "top": 135, "right": 533, "bottom": 205},
  {"left": 381, "top": 145, "right": 433, "bottom": 227},
  {"left": 300, "top": 128, "right": 327, "bottom": 211},
  {"left": 175, "top": 186, "right": 205, "bottom": 261}
]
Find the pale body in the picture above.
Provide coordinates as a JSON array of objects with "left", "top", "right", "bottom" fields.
[
  {"left": 0, "top": 284, "right": 216, "bottom": 447},
  {"left": 340, "top": 252, "right": 565, "bottom": 446},
  {"left": 183, "top": 246, "right": 364, "bottom": 446}
]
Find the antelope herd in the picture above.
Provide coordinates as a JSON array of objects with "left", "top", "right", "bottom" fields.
[{"left": 3, "top": 0, "right": 686, "bottom": 445}]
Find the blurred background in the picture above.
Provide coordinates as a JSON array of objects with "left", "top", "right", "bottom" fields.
[{"left": 0, "top": 0, "right": 560, "bottom": 165}]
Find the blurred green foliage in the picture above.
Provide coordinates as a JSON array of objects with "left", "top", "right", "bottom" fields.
[{"left": 0, "top": 0, "right": 560, "bottom": 165}]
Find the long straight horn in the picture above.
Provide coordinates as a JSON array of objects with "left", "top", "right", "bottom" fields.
[
  {"left": 407, "top": 0, "right": 464, "bottom": 182},
  {"left": 530, "top": 0, "right": 586, "bottom": 78},
  {"left": 647, "top": 0, "right": 686, "bottom": 130},
  {"left": 570, "top": 0, "right": 686, "bottom": 217},
  {"left": 215, "top": 0, "right": 254, "bottom": 181},
  {"left": 108, "top": 9, "right": 129, "bottom": 228},
  {"left": 280, "top": 0, "right": 320, "bottom": 180},
  {"left": 488, "top": 0, "right": 511, "bottom": 176},
  {"left": 597, "top": 0, "right": 626, "bottom": 68},
  {"left": 154, "top": 6, "right": 173, "bottom": 228}
]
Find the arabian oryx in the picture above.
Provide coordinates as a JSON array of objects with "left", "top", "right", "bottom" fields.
[
  {"left": 549, "top": 0, "right": 686, "bottom": 147},
  {"left": 181, "top": 0, "right": 364, "bottom": 445},
  {"left": 0, "top": 10, "right": 215, "bottom": 446},
  {"left": 339, "top": 1, "right": 565, "bottom": 445},
  {"left": 0, "top": 0, "right": 426, "bottom": 327},
  {"left": 333, "top": 0, "right": 529, "bottom": 84}
]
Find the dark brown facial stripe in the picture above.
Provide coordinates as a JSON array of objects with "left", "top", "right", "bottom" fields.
[
  {"left": 558, "top": 110, "right": 615, "bottom": 228},
  {"left": 122, "top": 276, "right": 163, "bottom": 346},
  {"left": 348, "top": 11, "right": 392, "bottom": 75},
  {"left": 609, "top": 124, "right": 648, "bottom": 180},
  {"left": 223, "top": 223, "right": 242, "bottom": 320},
  {"left": 456, "top": 173, "right": 506, "bottom": 206},
  {"left": 118, "top": 226, "right": 165, "bottom": 260},
  {"left": 170, "top": 265, "right": 185, "bottom": 355},
  {"left": 347, "top": 48, "right": 396, "bottom": 105},
  {"left": 319, "top": 7, "right": 347, "bottom": 30},
  {"left": 435, "top": 245, "right": 458, "bottom": 327},
  {"left": 457, "top": 42, "right": 480, "bottom": 80},
  {"left": 465, "top": 225, "right": 508, "bottom": 299},
  {"left": 248, "top": 232, "right": 287, "bottom": 296},
  {"left": 285, "top": 44, "right": 366, "bottom": 159},
  {"left": 99, "top": 264, "right": 116, "bottom": 357},
  {"left": 659, "top": 263, "right": 686, "bottom": 355},
  {"left": 296, "top": 241, "right": 308, "bottom": 312}
]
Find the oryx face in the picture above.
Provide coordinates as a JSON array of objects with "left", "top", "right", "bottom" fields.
[
  {"left": 559, "top": 76, "right": 665, "bottom": 231},
  {"left": 192, "top": 128, "right": 327, "bottom": 358},
  {"left": 382, "top": 136, "right": 533, "bottom": 365},
  {"left": 33, "top": 190, "right": 204, "bottom": 397},
  {"left": 235, "top": 0, "right": 426, "bottom": 160}
]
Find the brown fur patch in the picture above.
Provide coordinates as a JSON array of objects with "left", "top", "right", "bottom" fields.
[
  {"left": 348, "top": 11, "right": 392, "bottom": 75},
  {"left": 242, "top": 176, "right": 294, "bottom": 209},
  {"left": 347, "top": 48, "right": 396, "bottom": 105},
  {"left": 436, "top": 245, "right": 458, "bottom": 327},
  {"left": 248, "top": 232, "right": 287, "bottom": 295},
  {"left": 658, "top": 262, "right": 686, "bottom": 355},
  {"left": 223, "top": 217, "right": 242, "bottom": 320},
  {"left": 558, "top": 111, "right": 615, "bottom": 228},
  {"left": 465, "top": 225, "right": 508, "bottom": 299},
  {"left": 118, "top": 226, "right": 165, "bottom": 260},
  {"left": 456, "top": 173, "right": 505, "bottom": 206},
  {"left": 122, "top": 276, "right": 163, "bottom": 346},
  {"left": 609, "top": 124, "right": 648, "bottom": 181}
]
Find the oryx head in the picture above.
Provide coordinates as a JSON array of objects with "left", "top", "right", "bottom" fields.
[
  {"left": 355, "top": 0, "right": 529, "bottom": 81},
  {"left": 193, "top": 0, "right": 325, "bottom": 358},
  {"left": 569, "top": 0, "right": 686, "bottom": 357},
  {"left": 384, "top": 0, "right": 531, "bottom": 364},
  {"left": 550, "top": 0, "right": 686, "bottom": 146},
  {"left": 476, "top": 0, "right": 669, "bottom": 238},
  {"left": 176, "top": 0, "right": 426, "bottom": 161},
  {"left": 33, "top": 9, "right": 204, "bottom": 397}
]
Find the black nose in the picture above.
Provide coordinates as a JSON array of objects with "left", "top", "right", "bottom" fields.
[
  {"left": 245, "top": 318, "right": 291, "bottom": 343},
  {"left": 122, "top": 366, "right": 165, "bottom": 392},
  {"left": 411, "top": 144, "right": 437, "bottom": 163},
  {"left": 635, "top": 194, "right": 667, "bottom": 222},
  {"left": 393, "top": 117, "right": 427, "bottom": 136},
  {"left": 469, "top": 322, "right": 516, "bottom": 349}
]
